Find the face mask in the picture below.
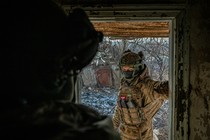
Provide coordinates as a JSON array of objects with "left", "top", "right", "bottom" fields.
[{"left": 122, "top": 71, "right": 134, "bottom": 79}]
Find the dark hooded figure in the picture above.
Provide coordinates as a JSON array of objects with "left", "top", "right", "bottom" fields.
[{"left": 1, "top": 0, "right": 120, "bottom": 139}]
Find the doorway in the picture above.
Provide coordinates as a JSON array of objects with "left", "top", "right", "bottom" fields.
[
  {"left": 80, "top": 34, "right": 170, "bottom": 140},
  {"left": 62, "top": 4, "right": 183, "bottom": 140}
]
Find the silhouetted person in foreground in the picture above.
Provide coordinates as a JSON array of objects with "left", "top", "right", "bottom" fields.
[{"left": 1, "top": 0, "right": 120, "bottom": 139}]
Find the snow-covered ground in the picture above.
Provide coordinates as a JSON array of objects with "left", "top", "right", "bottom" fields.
[{"left": 81, "top": 87, "right": 169, "bottom": 140}]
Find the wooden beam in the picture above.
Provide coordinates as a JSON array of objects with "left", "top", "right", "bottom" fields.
[{"left": 93, "top": 22, "right": 169, "bottom": 37}]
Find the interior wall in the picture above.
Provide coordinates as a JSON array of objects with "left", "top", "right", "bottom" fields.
[
  {"left": 188, "top": 0, "right": 210, "bottom": 139},
  {"left": 155, "top": 0, "right": 210, "bottom": 139}
]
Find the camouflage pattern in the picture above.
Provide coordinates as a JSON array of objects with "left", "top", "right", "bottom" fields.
[
  {"left": 119, "top": 50, "right": 145, "bottom": 80},
  {"left": 112, "top": 65, "right": 169, "bottom": 140},
  {"left": 119, "top": 50, "right": 143, "bottom": 66},
  {"left": 1, "top": 101, "right": 121, "bottom": 140}
]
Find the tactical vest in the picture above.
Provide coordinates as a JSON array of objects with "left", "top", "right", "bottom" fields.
[
  {"left": 117, "top": 83, "right": 163, "bottom": 126},
  {"left": 117, "top": 86, "right": 146, "bottom": 126}
]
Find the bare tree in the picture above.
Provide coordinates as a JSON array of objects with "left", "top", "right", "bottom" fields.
[{"left": 80, "top": 37, "right": 169, "bottom": 140}]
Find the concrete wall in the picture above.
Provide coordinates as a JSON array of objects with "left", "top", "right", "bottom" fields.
[
  {"left": 189, "top": 0, "right": 210, "bottom": 139},
  {"left": 163, "top": 0, "right": 210, "bottom": 139}
]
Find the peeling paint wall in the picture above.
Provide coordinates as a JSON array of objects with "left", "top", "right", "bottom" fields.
[
  {"left": 189, "top": 0, "right": 210, "bottom": 140},
  {"left": 166, "top": 0, "right": 210, "bottom": 139},
  {"left": 173, "top": 8, "right": 190, "bottom": 139}
]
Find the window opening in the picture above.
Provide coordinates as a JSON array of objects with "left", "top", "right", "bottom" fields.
[{"left": 79, "top": 21, "right": 170, "bottom": 140}]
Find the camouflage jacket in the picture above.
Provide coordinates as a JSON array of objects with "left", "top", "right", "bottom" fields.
[
  {"left": 112, "top": 65, "right": 169, "bottom": 140},
  {"left": 1, "top": 101, "right": 121, "bottom": 140}
]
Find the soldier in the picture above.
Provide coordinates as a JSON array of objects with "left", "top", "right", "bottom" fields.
[
  {"left": 112, "top": 50, "right": 169, "bottom": 140},
  {"left": 1, "top": 0, "right": 120, "bottom": 140}
]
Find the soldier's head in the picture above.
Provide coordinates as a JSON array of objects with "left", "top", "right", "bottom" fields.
[
  {"left": 119, "top": 50, "right": 145, "bottom": 80},
  {"left": 1, "top": 1, "right": 103, "bottom": 104}
]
